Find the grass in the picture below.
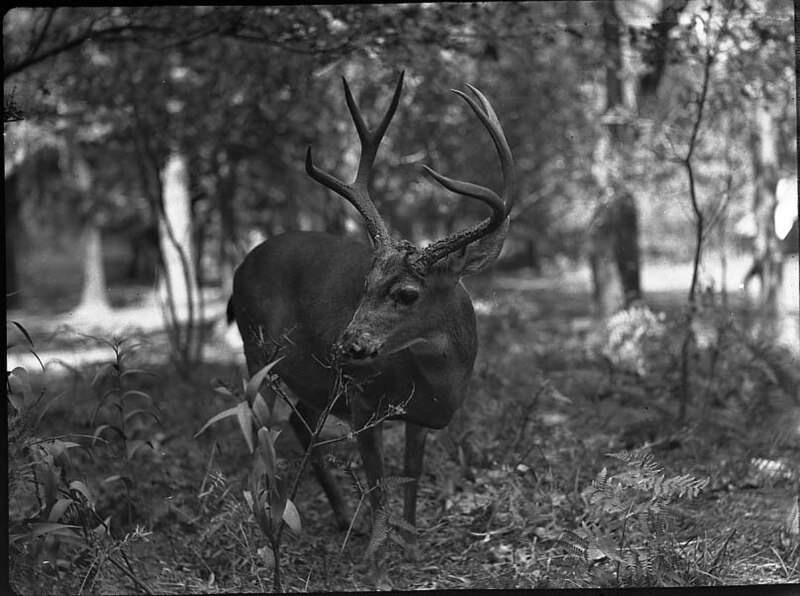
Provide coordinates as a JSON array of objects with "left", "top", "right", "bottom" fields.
[{"left": 7, "top": 264, "right": 800, "bottom": 592}]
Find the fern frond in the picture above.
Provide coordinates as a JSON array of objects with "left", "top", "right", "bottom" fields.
[
  {"left": 365, "top": 504, "right": 390, "bottom": 559},
  {"left": 609, "top": 449, "right": 663, "bottom": 477},
  {"left": 378, "top": 476, "right": 415, "bottom": 491},
  {"left": 586, "top": 467, "right": 614, "bottom": 505},
  {"left": 593, "top": 467, "right": 611, "bottom": 494},
  {"left": 388, "top": 513, "right": 415, "bottom": 534},
  {"left": 656, "top": 474, "right": 709, "bottom": 501},
  {"left": 559, "top": 529, "right": 590, "bottom": 562},
  {"left": 625, "top": 547, "right": 656, "bottom": 586},
  {"left": 594, "top": 466, "right": 609, "bottom": 489}
]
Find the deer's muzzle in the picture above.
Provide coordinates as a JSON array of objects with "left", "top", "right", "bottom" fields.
[{"left": 335, "top": 328, "right": 382, "bottom": 363}]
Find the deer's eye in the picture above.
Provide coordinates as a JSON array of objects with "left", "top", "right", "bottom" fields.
[{"left": 396, "top": 286, "right": 420, "bottom": 305}]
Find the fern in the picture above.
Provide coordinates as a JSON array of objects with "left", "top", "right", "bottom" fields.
[
  {"left": 656, "top": 474, "right": 708, "bottom": 501},
  {"left": 627, "top": 547, "right": 656, "bottom": 586},
  {"left": 609, "top": 449, "right": 663, "bottom": 476},
  {"left": 386, "top": 512, "right": 416, "bottom": 549},
  {"left": 559, "top": 528, "right": 592, "bottom": 563},
  {"left": 589, "top": 466, "right": 610, "bottom": 496},
  {"left": 569, "top": 449, "right": 710, "bottom": 586},
  {"left": 365, "top": 504, "right": 390, "bottom": 559}
]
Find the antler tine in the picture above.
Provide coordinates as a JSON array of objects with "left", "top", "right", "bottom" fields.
[
  {"left": 416, "top": 85, "right": 516, "bottom": 270},
  {"left": 305, "top": 146, "right": 390, "bottom": 245},
  {"left": 461, "top": 84, "right": 516, "bottom": 214},
  {"left": 305, "top": 72, "right": 405, "bottom": 247},
  {"left": 344, "top": 73, "right": 404, "bottom": 188}
]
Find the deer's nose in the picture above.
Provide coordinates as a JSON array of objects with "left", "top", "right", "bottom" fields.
[
  {"left": 338, "top": 330, "right": 379, "bottom": 361},
  {"left": 346, "top": 341, "right": 369, "bottom": 360}
]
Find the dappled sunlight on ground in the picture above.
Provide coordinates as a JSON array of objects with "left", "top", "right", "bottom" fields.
[{"left": 7, "top": 288, "right": 233, "bottom": 374}]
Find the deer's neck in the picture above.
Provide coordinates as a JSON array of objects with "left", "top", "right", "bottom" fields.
[{"left": 408, "top": 333, "right": 467, "bottom": 387}]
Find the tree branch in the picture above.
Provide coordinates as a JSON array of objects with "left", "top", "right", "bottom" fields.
[{"left": 4, "top": 23, "right": 178, "bottom": 79}]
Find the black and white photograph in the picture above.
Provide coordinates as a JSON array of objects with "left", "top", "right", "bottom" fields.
[{"left": 5, "top": 2, "right": 798, "bottom": 592}]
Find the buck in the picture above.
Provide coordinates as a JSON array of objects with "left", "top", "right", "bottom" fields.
[{"left": 228, "top": 72, "right": 514, "bottom": 558}]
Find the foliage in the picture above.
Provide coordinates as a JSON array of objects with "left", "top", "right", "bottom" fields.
[
  {"left": 598, "top": 304, "right": 669, "bottom": 378},
  {"left": 196, "top": 357, "right": 423, "bottom": 589},
  {"left": 196, "top": 359, "right": 302, "bottom": 591},
  {"left": 4, "top": 85, "right": 24, "bottom": 122},
  {"left": 688, "top": 293, "right": 800, "bottom": 432},
  {"left": 192, "top": 469, "right": 274, "bottom": 589},
  {"left": 561, "top": 449, "right": 712, "bottom": 586},
  {"left": 85, "top": 336, "right": 161, "bottom": 524},
  {"left": 4, "top": 4, "right": 796, "bottom": 341},
  {"left": 358, "top": 476, "right": 416, "bottom": 562},
  {"left": 7, "top": 277, "right": 799, "bottom": 591},
  {"left": 89, "top": 337, "right": 160, "bottom": 457},
  {"left": 7, "top": 326, "right": 157, "bottom": 594},
  {"left": 0, "top": 4, "right": 775, "bottom": 275},
  {"left": 593, "top": 291, "right": 799, "bottom": 429}
]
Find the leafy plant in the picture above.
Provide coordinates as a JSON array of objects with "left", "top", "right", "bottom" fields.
[
  {"left": 88, "top": 335, "right": 161, "bottom": 523},
  {"left": 197, "top": 359, "right": 301, "bottom": 591},
  {"left": 561, "top": 449, "right": 711, "bottom": 586},
  {"left": 8, "top": 325, "right": 155, "bottom": 594}
]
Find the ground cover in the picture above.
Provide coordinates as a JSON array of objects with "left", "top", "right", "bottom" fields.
[{"left": 7, "top": 268, "right": 799, "bottom": 592}]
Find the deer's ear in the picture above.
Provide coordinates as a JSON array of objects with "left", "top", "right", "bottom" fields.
[{"left": 442, "top": 219, "right": 509, "bottom": 279}]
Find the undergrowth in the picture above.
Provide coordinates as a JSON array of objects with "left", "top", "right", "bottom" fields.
[
  {"left": 560, "top": 449, "right": 716, "bottom": 587},
  {"left": 8, "top": 324, "right": 159, "bottom": 594},
  {"left": 7, "top": 286, "right": 798, "bottom": 592}
]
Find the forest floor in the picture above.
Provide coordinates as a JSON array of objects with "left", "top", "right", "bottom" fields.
[{"left": 7, "top": 259, "right": 800, "bottom": 592}]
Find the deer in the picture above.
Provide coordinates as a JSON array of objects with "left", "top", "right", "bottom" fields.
[{"left": 228, "top": 71, "right": 514, "bottom": 562}]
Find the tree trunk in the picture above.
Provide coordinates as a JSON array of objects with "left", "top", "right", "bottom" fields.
[
  {"left": 750, "top": 97, "right": 782, "bottom": 322},
  {"left": 217, "top": 157, "right": 238, "bottom": 292},
  {"left": 127, "top": 222, "right": 160, "bottom": 283},
  {"left": 589, "top": 237, "right": 625, "bottom": 318},
  {"left": 613, "top": 191, "right": 641, "bottom": 305},
  {"left": 156, "top": 150, "right": 203, "bottom": 371},
  {"left": 775, "top": 177, "right": 798, "bottom": 350},
  {"left": 158, "top": 151, "right": 198, "bottom": 315},
  {"left": 525, "top": 237, "right": 541, "bottom": 274},
  {"left": 589, "top": 192, "right": 625, "bottom": 318},
  {"left": 590, "top": 2, "right": 642, "bottom": 316},
  {"left": 76, "top": 222, "right": 112, "bottom": 315},
  {"left": 69, "top": 141, "right": 113, "bottom": 318}
]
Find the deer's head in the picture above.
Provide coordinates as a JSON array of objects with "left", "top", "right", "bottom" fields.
[{"left": 305, "top": 72, "right": 515, "bottom": 365}]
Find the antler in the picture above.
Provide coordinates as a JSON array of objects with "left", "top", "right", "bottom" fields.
[
  {"left": 415, "top": 84, "right": 515, "bottom": 270},
  {"left": 305, "top": 72, "right": 405, "bottom": 248}
]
